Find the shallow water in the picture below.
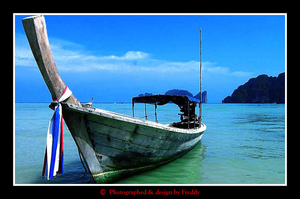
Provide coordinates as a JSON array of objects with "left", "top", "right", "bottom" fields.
[{"left": 14, "top": 103, "right": 285, "bottom": 184}]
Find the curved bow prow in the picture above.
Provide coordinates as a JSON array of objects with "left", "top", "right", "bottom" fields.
[{"left": 22, "top": 15, "right": 81, "bottom": 106}]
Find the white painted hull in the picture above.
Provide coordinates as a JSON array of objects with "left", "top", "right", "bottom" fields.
[{"left": 62, "top": 103, "right": 206, "bottom": 183}]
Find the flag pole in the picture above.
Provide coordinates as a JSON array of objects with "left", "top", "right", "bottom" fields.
[{"left": 199, "top": 28, "right": 202, "bottom": 123}]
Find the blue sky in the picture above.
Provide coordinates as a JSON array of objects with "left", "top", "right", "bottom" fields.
[{"left": 14, "top": 14, "right": 285, "bottom": 103}]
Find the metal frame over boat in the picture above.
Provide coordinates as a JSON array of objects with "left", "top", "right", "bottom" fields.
[{"left": 22, "top": 15, "right": 206, "bottom": 183}]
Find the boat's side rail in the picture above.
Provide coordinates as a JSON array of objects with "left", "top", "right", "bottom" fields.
[{"left": 61, "top": 103, "right": 206, "bottom": 134}]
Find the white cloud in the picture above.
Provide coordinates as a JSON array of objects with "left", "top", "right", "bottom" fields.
[
  {"left": 15, "top": 46, "right": 36, "bottom": 67},
  {"left": 202, "top": 62, "right": 253, "bottom": 77},
  {"left": 231, "top": 70, "right": 253, "bottom": 77},
  {"left": 15, "top": 33, "right": 252, "bottom": 78},
  {"left": 102, "top": 51, "right": 149, "bottom": 60},
  {"left": 204, "top": 66, "right": 229, "bottom": 74}
]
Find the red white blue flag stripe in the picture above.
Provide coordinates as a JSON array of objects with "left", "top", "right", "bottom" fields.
[{"left": 42, "top": 87, "right": 72, "bottom": 180}]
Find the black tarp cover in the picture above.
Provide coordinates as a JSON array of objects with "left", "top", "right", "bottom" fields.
[{"left": 132, "top": 94, "right": 200, "bottom": 106}]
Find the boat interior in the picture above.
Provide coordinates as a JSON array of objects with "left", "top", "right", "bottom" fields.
[
  {"left": 132, "top": 94, "right": 201, "bottom": 129},
  {"left": 170, "top": 101, "right": 200, "bottom": 129}
]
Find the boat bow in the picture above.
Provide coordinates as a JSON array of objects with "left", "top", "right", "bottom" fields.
[{"left": 22, "top": 15, "right": 207, "bottom": 183}]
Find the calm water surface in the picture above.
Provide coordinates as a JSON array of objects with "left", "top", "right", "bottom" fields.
[{"left": 14, "top": 103, "right": 285, "bottom": 184}]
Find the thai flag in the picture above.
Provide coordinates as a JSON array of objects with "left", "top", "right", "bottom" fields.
[{"left": 42, "top": 87, "right": 72, "bottom": 180}]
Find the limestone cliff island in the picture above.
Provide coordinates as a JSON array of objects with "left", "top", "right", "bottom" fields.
[
  {"left": 138, "top": 89, "right": 208, "bottom": 103},
  {"left": 222, "top": 72, "right": 285, "bottom": 104}
]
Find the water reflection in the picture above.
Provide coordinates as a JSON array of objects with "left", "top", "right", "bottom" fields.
[
  {"left": 32, "top": 142, "right": 207, "bottom": 184},
  {"left": 117, "top": 141, "right": 207, "bottom": 184},
  {"left": 32, "top": 160, "right": 93, "bottom": 184}
]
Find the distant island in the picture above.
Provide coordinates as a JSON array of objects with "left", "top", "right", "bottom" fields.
[
  {"left": 194, "top": 91, "right": 207, "bottom": 103},
  {"left": 222, "top": 72, "right": 285, "bottom": 104},
  {"left": 138, "top": 89, "right": 208, "bottom": 103},
  {"left": 138, "top": 92, "right": 153, "bottom": 97},
  {"left": 165, "top": 89, "right": 193, "bottom": 97}
]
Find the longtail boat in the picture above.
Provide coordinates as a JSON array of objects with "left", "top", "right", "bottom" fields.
[{"left": 22, "top": 15, "right": 206, "bottom": 183}]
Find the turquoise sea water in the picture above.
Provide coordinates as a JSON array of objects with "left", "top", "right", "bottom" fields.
[{"left": 14, "top": 103, "right": 285, "bottom": 184}]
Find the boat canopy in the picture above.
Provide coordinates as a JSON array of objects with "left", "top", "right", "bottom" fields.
[{"left": 132, "top": 94, "right": 200, "bottom": 106}]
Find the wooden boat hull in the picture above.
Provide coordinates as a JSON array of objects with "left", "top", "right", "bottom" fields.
[
  {"left": 21, "top": 15, "right": 207, "bottom": 183},
  {"left": 61, "top": 103, "right": 206, "bottom": 183}
]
